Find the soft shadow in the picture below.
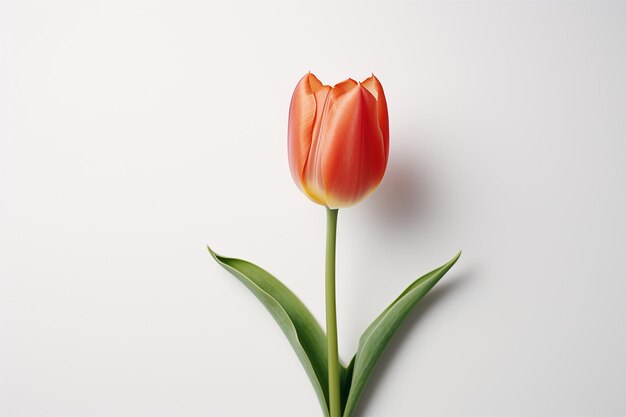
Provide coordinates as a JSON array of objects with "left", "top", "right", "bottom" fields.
[
  {"left": 367, "top": 149, "right": 433, "bottom": 229},
  {"left": 353, "top": 271, "right": 474, "bottom": 417}
]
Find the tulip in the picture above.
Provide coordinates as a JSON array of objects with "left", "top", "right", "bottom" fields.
[
  {"left": 288, "top": 72, "right": 389, "bottom": 208},
  {"left": 210, "top": 71, "right": 460, "bottom": 417}
]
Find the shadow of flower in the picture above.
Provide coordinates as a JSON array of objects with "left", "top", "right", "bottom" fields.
[{"left": 367, "top": 149, "right": 433, "bottom": 230}]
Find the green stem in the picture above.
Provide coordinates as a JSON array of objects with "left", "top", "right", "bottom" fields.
[{"left": 325, "top": 207, "right": 341, "bottom": 417}]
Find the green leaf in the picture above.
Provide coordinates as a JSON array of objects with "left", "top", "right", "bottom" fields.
[
  {"left": 342, "top": 252, "right": 461, "bottom": 417},
  {"left": 208, "top": 247, "right": 331, "bottom": 417}
]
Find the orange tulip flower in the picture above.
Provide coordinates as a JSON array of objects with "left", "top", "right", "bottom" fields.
[
  {"left": 288, "top": 73, "right": 389, "bottom": 208},
  {"left": 211, "top": 71, "right": 460, "bottom": 417}
]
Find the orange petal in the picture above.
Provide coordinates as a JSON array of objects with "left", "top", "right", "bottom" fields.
[
  {"left": 320, "top": 84, "right": 387, "bottom": 208},
  {"left": 288, "top": 73, "right": 325, "bottom": 193},
  {"left": 301, "top": 74, "right": 331, "bottom": 204},
  {"left": 361, "top": 74, "right": 389, "bottom": 162},
  {"left": 302, "top": 78, "right": 358, "bottom": 205}
]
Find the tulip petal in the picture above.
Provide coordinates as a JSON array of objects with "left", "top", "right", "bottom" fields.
[
  {"left": 304, "top": 79, "right": 358, "bottom": 205},
  {"left": 330, "top": 78, "right": 359, "bottom": 98},
  {"left": 321, "top": 85, "right": 387, "bottom": 208},
  {"left": 361, "top": 75, "right": 389, "bottom": 161},
  {"left": 301, "top": 78, "right": 331, "bottom": 205},
  {"left": 288, "top": 73, "right": 330, "bottom": 202}
]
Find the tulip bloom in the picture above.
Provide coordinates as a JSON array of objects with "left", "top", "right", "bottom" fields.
[{"left": 288, "top": 73, "right": 389, "bottom": 208}]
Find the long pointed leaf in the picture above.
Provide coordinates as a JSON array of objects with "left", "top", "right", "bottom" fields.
[
  {"left": 340, "top": 356, "right": 355, "bottom": 415},
  {"left": 208, "top": 247, "right": 330, "bottom": 416},
  {"left": 343, "top": 252, "right": 461, "bottom": 417}
]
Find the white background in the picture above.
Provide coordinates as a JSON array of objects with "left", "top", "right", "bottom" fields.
[{"left": 2, "top": 1, "right": 625, "bottom": 416}]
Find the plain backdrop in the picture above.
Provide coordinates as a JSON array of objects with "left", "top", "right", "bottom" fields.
[{"left": 1, "top": 0, "right": 625, "bottom": 416}]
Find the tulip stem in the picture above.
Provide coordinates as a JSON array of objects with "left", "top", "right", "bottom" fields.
[{"left": 325, "top": 207, "right": 341, "bottom": 417}]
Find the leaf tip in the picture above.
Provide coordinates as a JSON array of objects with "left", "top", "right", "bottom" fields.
[
  {"left": 206, "top": 245, "right": 221, "bottom": 262},
  {"left": 448, "top": 250, "right": 462, "bottom": 267}
]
